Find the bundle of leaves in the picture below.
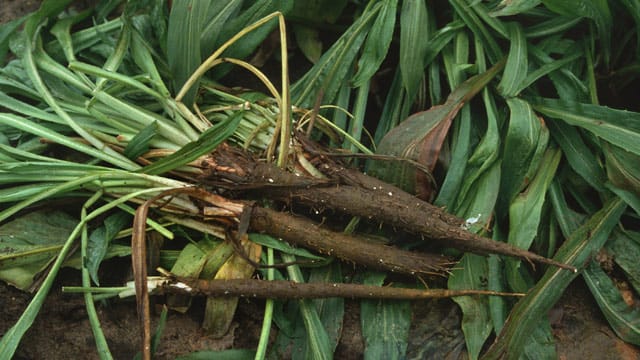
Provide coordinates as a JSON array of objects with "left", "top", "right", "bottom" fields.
[{"left": 1, "top": 0, "right": 640, "bottom": 359}]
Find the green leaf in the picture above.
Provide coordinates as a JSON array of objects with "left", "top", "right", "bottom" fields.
[
  {"left": 167, "top": 0, "right": 211, "bottom": 105},
  {"left": 604, "top": 142, "right": 640, "bottom": 197},
  {"left": 291, "top": 2, "right": 380, "bottom": 108},
  {"left": 547, "top": 119, "right": 606, "bottom": 191},
  {"left": 249, "top": 233, "right": 325, "bottom": 260},
  {"left": 583, "top": 261, "right": 640, "bottom": 345},
  {"left": 86, "top": 211, "right": 131, "bottom": 285},
  {"left": 175, "top": 349, "right": 256, "bottom": 360},
  {"left": 455, "top": 161, "right": 501, "bottom": 231},
  {"left": 0, "top": 210, "right": 77, "bottom": 290},
  {"left": 482, "top": 197, "right": 627, "bottom": 359},
  {"left": 399, "top": 0, "right": 429, "bottom": 97},
  {"left": 210, "top": 0, "right": 293, "bottom": 79},
  {"left": 281, "top": 254, "right": 332, "bottom": 360},
  {"left": 199, "top": 0, "right": 243, "bottom": 57},
  {"left": 293, "top": 25, "right": 323, "bottom": 63},
  {"left": 302, "top": 262, "right": 344, "bottom": 357},
  {"left": 434, "top": 105, "right": 472, "bottom": 208},
  {"left": 542, "top": 0, "right": 612, "bottom": 65},
  {"left": 0, "top": 17, "right": 27, "bottom": 64},
  {"left": 139, "top": 111, "right": 242, "bottom": 175},
  {"left": 505, "top": 149, "right": 560, "bottom": 287},
  {"left": 449, "top": 0, "right": 503, "bottom": 63},
  {"left": 490, "top": 0, "right": 542, "bottom": 17},
  {"left": 352, "top": 0, "right": 398, "bottom": 87},
  {"left": 361, "top": 272, "right": 411, "bottom": 360},
  {"left": 123, "top": 121, "right": 158, "bottom": 160},
  {"left": 453, "top": 89, "right": 501, "bottom": 213},
  {"left": 449, "top": 254, "right": 491, "bottom": 360},
  {"left": 606, "top": 184, "right": 640, "bottom": 216},
  {"left": 497, "top": 98, "right": 543, "bottom": 214},
  {"left": 605, "top": 231, "right": 640, "bottom": 295},
  {"left": 497, "top": 22, "right": 527, "bottom": 98},
  {"left": 508, "top": 149, "right": 561, "bottom": 250},
  {"left": 532, "top": 98, "right": 640, "bottom": 156},
  {"left": 521, "top": 320, "right": 557, "bottom": 359}
]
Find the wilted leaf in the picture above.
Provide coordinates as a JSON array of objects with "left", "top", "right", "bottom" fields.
[
  {"left": 583, "top": 261, "right": 640, "bottom": 345},
  {"left": 606, "top": 231, "right": 640, "bottom": 295},
  {"left": 371, "top": 61, "right": 504, "bottom": 197},
  {"left": 202, "top": 235, "right": 261, "bottom": 337}
]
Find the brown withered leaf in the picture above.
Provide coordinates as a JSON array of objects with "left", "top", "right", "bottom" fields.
[{"left": 370, "top": 60, "right": 505, "bottom": 199}]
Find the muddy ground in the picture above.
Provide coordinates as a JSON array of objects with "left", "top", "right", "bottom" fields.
[
  {"left": 2, "top": 1, "right": 640, "bottom": 359},
  {"left": 1, "top": 262, "right": 637, "bottom": 359}
]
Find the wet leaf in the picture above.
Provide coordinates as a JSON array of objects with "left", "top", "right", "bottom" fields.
[{"left": 583, "top": 261, "right": 640, "bottom": 345}]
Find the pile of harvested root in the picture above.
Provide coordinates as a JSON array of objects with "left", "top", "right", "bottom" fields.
[{"left": 129, "top": 135, "right": 575, "bottom": 357}]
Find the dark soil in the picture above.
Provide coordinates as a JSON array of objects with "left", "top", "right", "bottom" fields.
[{"left": 1, "top": 265, "right": 637, "bottom": 359}]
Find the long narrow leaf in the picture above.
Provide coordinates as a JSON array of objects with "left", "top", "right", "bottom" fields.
[{"left": 482, "top": 197, "right": 626, "bottom": 359}]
